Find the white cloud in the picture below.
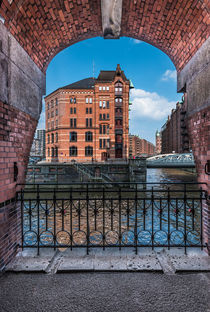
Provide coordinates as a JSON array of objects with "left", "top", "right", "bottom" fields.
[
  {"left": 161, "top": 69, "right": 176, "bottom": 82},
  {"left": 130, "top": 88, "right": 176, "bottom": 120},
  {"left": 132, "top": 39, "right": 142, "bottom": 44}
]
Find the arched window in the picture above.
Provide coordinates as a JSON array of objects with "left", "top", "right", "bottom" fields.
[
  {"left": 115, "top": 81, "right": 123, "bottom": 87},
  {"left": 56, "top": 132, "right": 58, "bottom": 143},
  {"left": 48, "top": 134, "right": 50, "bottom": 144},
  {"left": 115, "top": 97, "right": 122, "bottom": 103},
  {"left": 85, "top": 146, "right": 93, "bottom": 157},
  {"left": 69, "top": 132, "right": 77, "bottom": 142},
  {"left": 115, "top": 81, "right": 123, "bottom": 95},
  {"left": 69, "top": 146, "right": 77, "bottom": 156},
  {"left": 51, "top": 133, "right": 54, "bottom": 143},
  {"left": 85, "top": 132, "right": 93, "bottom": 142},
  {"left": 55, "top": 147, "right": 58, "bottom": 157},
  {"left": 51, "top": 147, "right": 54, "bottom": 157},
  {"left": 48, "top": 148, "right": 50, "bottom": 157}
]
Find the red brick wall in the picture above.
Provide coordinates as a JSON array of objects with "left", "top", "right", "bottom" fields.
[
  {"left": 0, "top": 0, "right": 209, "bottom": 72},
  {"left": 187, "top": 106, "right": 210, "bottom": 247},
  {"left": 45, "top": 75, "right": 130, "bottom": 162},
  {"left": 0, "top": 201, "right": 21, "bottom": 270},
  {"left": 121, "top": 0, "right": 209, "bottom": 71},
  {"left": 129, "top": 135, "right": 155, "bottom": 157},
  {"left": 0, "top": 101, "right": 37, "bottom": 270}
]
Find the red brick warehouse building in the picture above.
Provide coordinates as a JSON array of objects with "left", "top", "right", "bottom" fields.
[
  {"left": 45, "top": 65, "right": 132, "bottom": 162},
  {"left": 129, "top": 135, "right": 155, "bottom": 157}
]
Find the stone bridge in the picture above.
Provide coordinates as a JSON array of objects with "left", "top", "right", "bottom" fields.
[{"left": 0, "top": 0, "right": 209, "bottom": 270}]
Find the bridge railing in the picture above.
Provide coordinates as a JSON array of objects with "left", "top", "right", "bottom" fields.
[{"left": 16, "top": 182, "right": 207, "bottom": 255}]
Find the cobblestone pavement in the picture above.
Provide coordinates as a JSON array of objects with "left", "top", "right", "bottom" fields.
[{"left": 0, "top": 272, "right": 210, "bottom": 312}]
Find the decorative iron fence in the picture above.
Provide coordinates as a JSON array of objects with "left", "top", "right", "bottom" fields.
[{"left": 17, "top": 182, "right": 207, "bottom": 255}]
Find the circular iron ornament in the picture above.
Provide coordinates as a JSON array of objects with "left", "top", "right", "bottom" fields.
[
  {"left": 39, "top": 230, "right": 54, "bottom": 245},
  {"left": 39, "top": 200, "right": 47, "bottom": 210},
  {"left": 89, "top": 231, "right": 103, "bottom": 245},
  {"left": 23, "top": 200, "right": 37, "bottom": 209},
  {"left": 170, "top": 200, "right": 178, "bottom": 210},
  {"left": 56, "top": 230, "right": 71, "bottom": 246},
  {"left": 154, "top": 230, "right": 168, "bottom": 245},
  {"left": 187, "top": 230, "right": 200, "bottom": 245},
  {"left": 154, "top": 200, "right": 161, "bottom": 210},
  {"left": 73, "top": 230, "right": 87, "bottom": 246},
  {"left": 23, "top": 230, "right": 37, "bottom": 246},
  {"left": 121, "top": 230, "right": 134, "bottom": 245},
  {"left": 170, "top": 230, "right": 184, "bottom": 245},
  {"left": 145, "top": 200, "right": 152, "bottom": 209},
  {"left": 63, "top": 200, "right": 71, "bottom": 210},
  {"left": 159, "top": 200, "right": 168, "bottom": 210},
  {"left": 138, "top": 230, "right": 151, "bottom": 245},
  {"left": 105, "top": 230, "right": 119, "bottom": 245}
]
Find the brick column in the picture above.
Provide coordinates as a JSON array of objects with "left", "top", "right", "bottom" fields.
[
  {"left": 0, "top": 22, "right": 45, "bottom": 270},
  {"left": 187, "top": 107, "right": 210, "bottom": 250},
  {"left": 0, "top": 101, "right": 37, "bottom": 269}
]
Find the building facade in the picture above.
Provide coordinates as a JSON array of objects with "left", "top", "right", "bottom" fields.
[
  {"left": 155, "top": 130, "right": 162, "bottom": 154},
  {"left": 30, "top": 129, "right": 46, "bottom": 158},
  {"left": 45, "top": 65, "right": 131, "bottom": 162},
  {"left": 129, "top": 135, "right": 155, "bottom": 157},
  {"left": 161, "top": 94, "right": 190, "bottom": 154}
]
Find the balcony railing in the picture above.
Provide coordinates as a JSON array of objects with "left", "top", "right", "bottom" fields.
[
  {"left": 115, "top": 112, "right": 123, "bottom": 118},
  {"left": 115, "top": 91, "right": 123, "bottom": 96},
  {"left": 17, "top": 182, "right": 207, "bottom": 255}
]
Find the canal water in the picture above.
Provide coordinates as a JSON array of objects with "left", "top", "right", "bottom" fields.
[
  {"left": 146, "top": 168, "right": 197, "bottom": 184},
  {"left": 22, "top": 168, "right": 203, "bottom": 249}
]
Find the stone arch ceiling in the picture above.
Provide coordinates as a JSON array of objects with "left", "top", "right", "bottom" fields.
[{"left": 0, "top": 0, "right": 209, "bottom": 72}]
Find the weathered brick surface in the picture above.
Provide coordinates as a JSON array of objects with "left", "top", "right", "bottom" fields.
[
  {"left": 0, "top": 0, "right": 102, "bottom": 71},
  {"left": 0, "top": 200, "right": 21, "bottom": 270},
  {"left": 121, "top": 0, "right": 209, "bottom": 71},
  {"left": 0, "top": 101, "right": 37, "bottom": 202},
  {"left": 0, "top": 101, "right": 37, "bottom": 270},
  {"left": 45, "top": 70, "right": 130, "bottom": 162},
  {"left": 188, "top": 106, "right": 210, "bottom": 247},
  {"left": 0, "top": 0, "right": 209, "bottom": 72}
]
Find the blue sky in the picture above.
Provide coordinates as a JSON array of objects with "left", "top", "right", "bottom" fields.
[{"left": 38, "top": 37, "right": 181, "bottom": 144}]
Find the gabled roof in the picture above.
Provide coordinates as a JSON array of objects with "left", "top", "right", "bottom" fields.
[
  {"left": 45, "top": 65, "right": 130, "bottom": 98},
  {"left": 96, "top": 65, "right": 128, "bottom": 82},
  {"left": 61, "top": 77, "right": 95, "bottom": 90},
  {"left": 97, "top": 71, "right": 116, "bottom": 82}
]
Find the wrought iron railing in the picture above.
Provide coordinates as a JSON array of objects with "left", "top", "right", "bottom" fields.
[{"left": 17, "top": 182, "right": 207, "bottom": 255}]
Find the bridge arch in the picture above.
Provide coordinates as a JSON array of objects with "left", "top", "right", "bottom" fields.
[
  {"left": 0, "top": 0, "right": 208, "bottom": 72},
  {"left": 0, "top": 0, "right": 209, "bottom": 269}
]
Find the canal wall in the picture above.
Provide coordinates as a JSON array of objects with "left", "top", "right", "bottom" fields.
[{"left": 26, "top": 160, "right": 147, "bottom": 184}]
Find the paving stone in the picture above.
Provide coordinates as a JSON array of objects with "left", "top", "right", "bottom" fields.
[
  {"left": 170, "top": 255, "right": 210, "bottom": 272},
  {"left": 6, "top": 257, "right": 51, "bottom": 272},
  {"left": 6, "top": 249, "right": 56, "bottom": 272},
  {"left": 127, "top": 255, "right": 162, "bottom": 272},
  {"left": 57, "top": 256, "right": 94, "bottom": 272}
]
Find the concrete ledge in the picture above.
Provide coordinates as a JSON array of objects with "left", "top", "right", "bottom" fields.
[
  {"left": 6, "top": 249, "right": 55, "bottom": 273},
  {"left": 5, "top": 248, "right": 210, "bottom": 274}
]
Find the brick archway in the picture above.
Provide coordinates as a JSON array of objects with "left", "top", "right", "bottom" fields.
[
  {"left": 0, "top": 0, "right": 209, "bottom": 269},
  {"left": 0, "top": 0, "right": 209, "bottom": 72}
]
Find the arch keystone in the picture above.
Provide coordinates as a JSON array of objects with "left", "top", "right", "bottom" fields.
[{"left": 101, "top": 0, "right": 122, "bottom": 39}]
